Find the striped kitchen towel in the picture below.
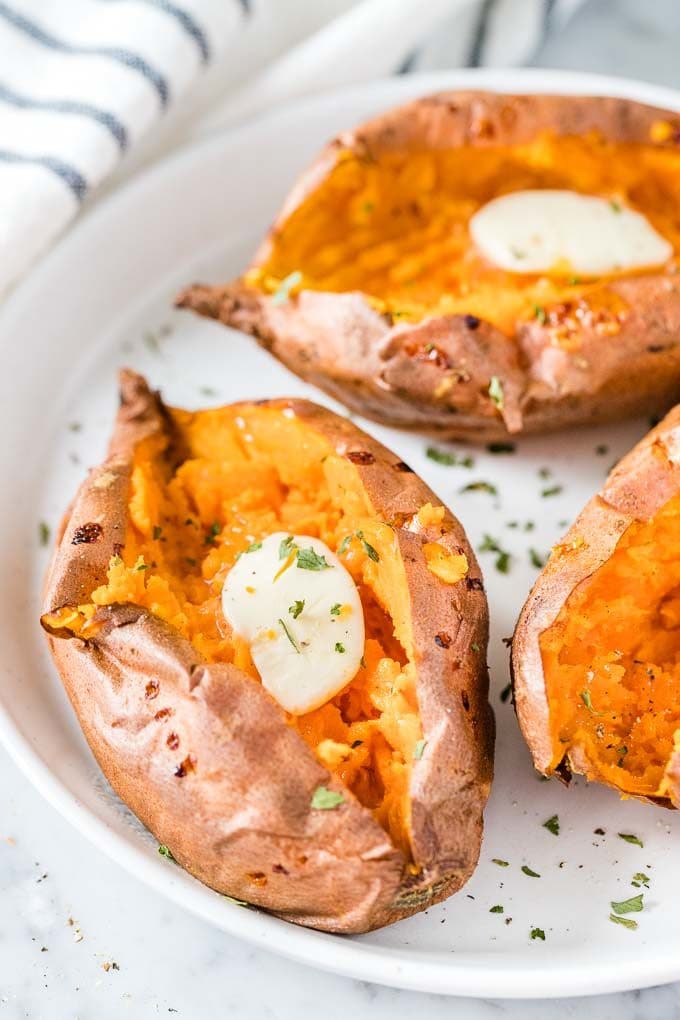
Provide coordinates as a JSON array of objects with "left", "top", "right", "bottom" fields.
[{"left": 0, "top": 0, "right": 584, "bottom": 297}]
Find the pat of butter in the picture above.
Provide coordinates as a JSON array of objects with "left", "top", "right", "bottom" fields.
[
  {"left": 470, "top": 190, "right": 672, "bottom": 276},
  {"left": 222, "top": 532, "right": 365, "bottom": 715}
]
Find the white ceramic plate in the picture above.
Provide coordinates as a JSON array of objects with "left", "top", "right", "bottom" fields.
[{"left": 2, "top": 68, "right": 680, "bottom": 999}]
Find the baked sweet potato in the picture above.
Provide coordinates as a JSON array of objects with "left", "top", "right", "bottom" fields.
[
  {"left": 41, "top": 370, "right": 493, "bottom": 932},
  {"left": 178, "top": 91, "right": 680, "bottom": 441},
  {"left": 513, "top": 404, "right": 680, "bottom": 805}
]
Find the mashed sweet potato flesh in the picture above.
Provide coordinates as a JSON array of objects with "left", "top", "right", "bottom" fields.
[
  {"left": 253, "top": 133, "right": 680, "bottom": 336},
  {"left": 541, "top": 494, "right": 680, "bottom": 797},
  {"left": 72, "top": 406, "right": 422, "bottom": 854}
]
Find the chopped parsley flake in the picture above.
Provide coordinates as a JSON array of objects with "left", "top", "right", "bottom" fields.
[
  {"left": 413, "top": 739, "right": 427, "bottom": 760},
  {"left": 521, "top": 865, "right": 541, "bottom": 878},
  {"left": 334, "top": 642, "right": 346, "bottom": 654},
  {"left": 580, "top": 690, "right": 603, "bottom": 716},
  {"left": 618, "top": 833, "right": 644, "bottom": 848},
  {"left": 500, "top": 682, "right": 512, "bottom": 703},
  {"left": 488, "top": 376, "right": 504, "bottom": 410},
  {"left": 543, "top": 815, "right": 560, "bottom": 836},
  {"left": 279, "top": 535, "right": 297, "bottom": 559},
  {"left": 38, "top": 521, "right": 50, "bottom": 546},
  {"left": 611, "top": 894, "right": 644, "bottom": 915},
  {"left": 632, "top": 872, "right": 650, "bottom": 888},
  {"left": 134, "top": 561, "right": 150, "bottom": 572},
  {"left": 271, "top": 270, "right": 302, "bottom": 305},
  {"left": 426, "top": 446, "right": 456, "bottom": 466},
  {"left": 278, "top": 618, "right": 300, "bottom": 653},
  {"left": 223, "top": 894, "right": 249, "bottom": 907},
  {"left": 489, "top": 905, "right": 504, "bottom": 913},
  {"left": 289, "top": 600, "right": 305, "bottom": 619},
  {"left": 296, "top": 546, "right": 331, "bottom": 571},
  {"left": 311, "top": 786, "right": 344, "bottom": 810},
  {"left": 492, "top": 859, "right": 509, "bottom": 867},
  {"left": 461, "top": 480, "right": 498, "bottom": 496},
  {"left": 609, "top": 913, "right": 638, "bottom": 930},
  {"left": 330, "top": 603, "right": 342, "bottom": 616},
  {"left": 245, "top": 541, "right": 262, "bottom": 554},
  {"left": 152, "top": 525, "right": 163, "bottom": 540},
  {"left": 534, "top": 304, "right": 547, "bottom": 325},
  {"left": 479, "top": 534, "right": 511, "bottom": 573},
  {"left": 530, "top": 927, "right": 546, "bottom": 941},
  {"left": 337, "top": 535, "right": 352, "bottom": 556},
  {"left": 610, "top": 200, "right": 622, "bottom": 213},
  {"left": 471, "top": 642, "right": 480, "bottom": 652},
  {"left": 158, "top": 845, "right": 176, "bottom": 862},
  {"left": 541, "top": 485, "right": 563, "bottom": 498}
]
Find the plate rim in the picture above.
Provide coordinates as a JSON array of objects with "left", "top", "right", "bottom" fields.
[{"left": 3, "top": 65, "right": 680, "bottom": 999}]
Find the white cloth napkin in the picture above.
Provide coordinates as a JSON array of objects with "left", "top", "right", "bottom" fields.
[{"left": 0, "top": 0, "right": 584, "bottom": 296}]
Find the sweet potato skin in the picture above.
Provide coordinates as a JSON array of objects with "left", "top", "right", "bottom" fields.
[
  {"left": 41, "top": 371, "right": 494, "bottom": 932},
  {"left": 512, "top": 404, "right": 680, "bottom": 806},
  {"left": 177, "top": 91, "right": 680, "bottom": 441}
]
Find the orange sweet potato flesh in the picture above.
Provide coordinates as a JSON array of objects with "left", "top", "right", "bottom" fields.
[
  {"left": 541, "top": 493, "right": 680, "bottom": 798},
  {"left": 513, "top": 403, "right": 680, "bottom": 806}
]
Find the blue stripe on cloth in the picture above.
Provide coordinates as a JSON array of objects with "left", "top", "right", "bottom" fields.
[
  {"left": 102, "top": 0, "right": 211, "bottom": 63},
  {"left": 0, "top": 2, "right": 170, "bottom": 108},
  {"left": 0, "top": 81, "right": 128, "bottom": 150},
  {"left": 0, "top": 149, "right": 87, "bottom": 200}
]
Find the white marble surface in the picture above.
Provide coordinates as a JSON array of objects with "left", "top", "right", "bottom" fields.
[{"left": 4, "top": 1, "right": 680, "bottom": 1017}]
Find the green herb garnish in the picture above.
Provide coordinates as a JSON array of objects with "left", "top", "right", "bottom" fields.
[
  {"left": 488, "top": 376, "right": 504, "bottom": 410},
  {"left": 134, "top": 561, "right": 150, "bottom": 572},
  {"left": 521, "top": 865, "right": 541, "bottom": 878},
  {"left": 580, "top": 690, "right": 603, "bottom": 715},
  {"left": 271, "top": 270, "right": 302, "bottom": 305},
  {"left": 618, "top": 833, "right": 644, "bottom": 848},
  {"left": 529, "top": 548, "right": 546, "bottom": 569},
  {"left": 311, "top": 786, "right": 344, "bottom": 810},
  {"left": 490, "top": 905, "right": 504, "bottom": 913},
  {"left": 611, "top": 894, "right": 644, "bottom": 915},
  {"left": 500, "top": 682, "right": 512, "bottom": 703},
  {"left": 38, "top": 521, "right": 50, "bottom": 546},
  {"left": 337, "top": 535, "right": 352, "bottom": 556},
  {"left": 289, "top": 600, "right": 305, "bottom": 620},
  {"left": 278, "top": 618, "right": 300, "bottom": 653},
  {"left": 461, "top": 481, "right": 498, "bottom": 496},
  {"left": 334, "top": 642, "right": 346, "bottom": 654},
  {"left": 330, "top": 603, "right": 341, "bottom": 616},
  {"left": 530, "top": 927, "right": 546, "bottom": 941},
  {"left": 610, "top": 200, "right": 622, "bottom": 213},
  {"left": 297, "top": 546, "right": 331, "bottom": 571},
  {"left": 534, "top": 305, "right": 547, "bottom": 325},
  {"left": 479, "top": 534, "right": 511, "bottom": 573},
  {"left": 632, "top": 872, "right": 650, "bottom": 888},
  {"left": 279, "top": 535, "right": 297, "bottom": 559},
  {"left": 152, "top": 525, "right": 163, "bottom": 540},
  {"left": 543, "top": 815, "right": 560, "bottom": 836},
  {"left": 413, "top": 739, "right": 427, "bottom": 760},
  {"left": 158, "top": 845, "right": 176, "bottom": 862},
  {"left": 609, "top": 914, "right": 638, "bottom": 930},
  {"left": 205, "top": 521, "right": 221, "bottom": 546},
  {"left": 426, "top": 446, "right": 457, "bottom": 466},
  {"left": 492, "top": 859, "right": 509, "bottom": 867},
  {"left": 245, "top": 541, "right": 262, "bottom": 554},
  {"left": 541, "top": 485, "right": 563, "bottom": 498}
]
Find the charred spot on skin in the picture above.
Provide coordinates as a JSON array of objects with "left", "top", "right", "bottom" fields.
[
  {"left": 554, "top": 757, "right": 573, "bottom": 785},
  {"left": 466, "top": 577, "right": 484, "bottom": 592},
  {"left": 145, "top": 680, "right": 160, "bottom": 700},
  {"left": 395, "top": 461, "right": 414, "bottom": 473},
  {"left": 435, "top": 631, "right": 452, "bottom": 649},
  {"left": 166, "top": 732, "right": 180, "bottom": 751},
  {"left": 174, "top": 755, "right": 196, "bottom": 778},
  {"left": 72, "top": 522, "right": 103, "bottom": 545},
  {"left": 464, "top": 314, "right": 481, "bottom": 331},
  {"left": 112, "top": 542, "right": 124, "bottom": 557},
  {"left": 272, "top": 863, "right": 289, "bottom": 875},
  {"left": 346, "top": 450, "right": 376, "bottom": 465},
  {"left": 461, "top": 691, "right": 471, "bottom": 712}
]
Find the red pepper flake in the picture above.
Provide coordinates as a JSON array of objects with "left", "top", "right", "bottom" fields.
[
  {"left": 435, "top": 631, "right": 452, "bottom": 649},
  {"left": 145, "top": 680, "right": 160, "bottom": 700},
  {"left": 346, "top": 450, "right": 376, "bottom": 465},
  {"left": 174, "top": 755, "right": 196, "bottom": 778},
  {"left": 72, "top": 522, "right": 103, "bottom": 545}
]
